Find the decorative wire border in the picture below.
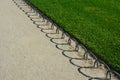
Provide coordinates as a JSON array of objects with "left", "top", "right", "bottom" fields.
[{"left": 12, "top": 0, "right": 120, "bottom": 80}]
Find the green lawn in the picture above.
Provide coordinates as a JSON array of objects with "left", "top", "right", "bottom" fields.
[{"left": 28, "top": 0, "right": 120, "bottom": 73}]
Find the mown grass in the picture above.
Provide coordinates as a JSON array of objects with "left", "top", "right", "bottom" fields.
[{"left": 28, "top": 0, "right": 120, "bottom": 73}]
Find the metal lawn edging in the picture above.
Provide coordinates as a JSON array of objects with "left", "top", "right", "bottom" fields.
[{"left": 12, "top": 0, "right": 120, "bottom": 79}]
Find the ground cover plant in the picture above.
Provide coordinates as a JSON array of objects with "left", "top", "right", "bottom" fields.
[{"left": 28, "top": 0, "right": 120, "bottom": 73}]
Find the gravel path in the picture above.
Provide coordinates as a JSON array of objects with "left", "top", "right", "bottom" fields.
[
  {"left": 0, "top": 0, "right": 119, "bottom": 80},
  {"left": 0, "top": 0, "right": 87, "bottom": 80}
]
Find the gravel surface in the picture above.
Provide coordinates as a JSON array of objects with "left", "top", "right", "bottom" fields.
[{"left": 0, "top": 0, "right": 87, "bottom": 80}]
